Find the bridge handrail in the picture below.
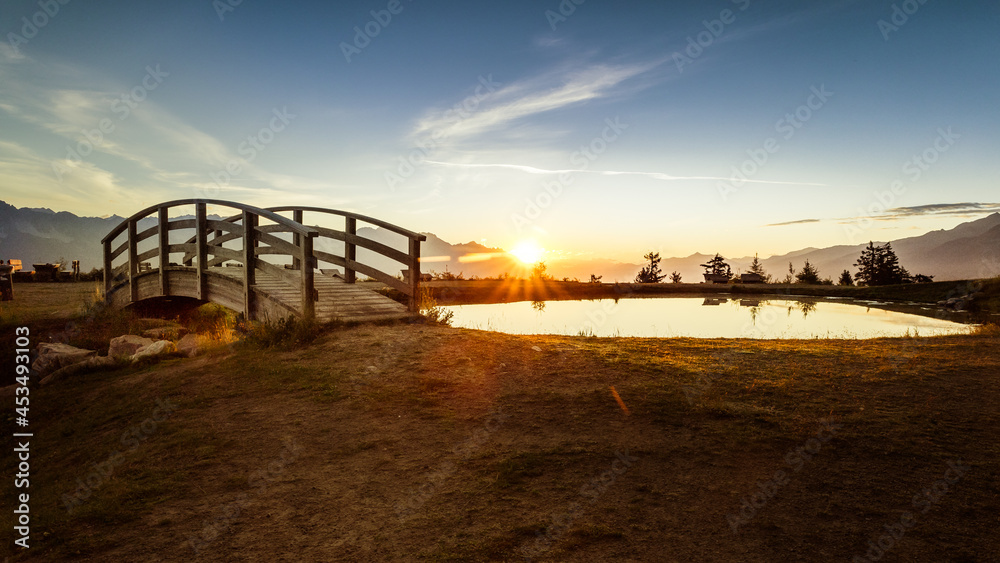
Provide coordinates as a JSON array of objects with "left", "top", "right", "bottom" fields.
[
  {"left": 101, "top": 199, "right": 317, "bottom": 244},
  {"left": 101, "top": 200, "right": 424, "bottom": 318}
]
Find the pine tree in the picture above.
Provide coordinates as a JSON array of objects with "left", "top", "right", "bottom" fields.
[
  {"left": 854, "top": 242, "right": 907, "bottom": 286},
  {"left": 669, "top": 271, "right": 682, "bottom": 283},
  {"left": 838, "top": 269, "right": 854, "bottom": 286},
  {"left": 795, "top": 259, "right": 821, "bottom": 284},
  {"left": 635, "top": 252, "right": 666, "bottom": 283},
  {"left": 700, "top": 254, "right": 732, "bottom": 278}
]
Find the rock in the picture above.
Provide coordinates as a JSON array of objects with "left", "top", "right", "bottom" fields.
[
  {"left": 40, "top": 356, "right": 118, "bottom": 386},
  {"left": 132, "top": 340, "right": 177, "bottom": 362},
  {"left": 109, "top": 335, "right": 156, "bottom": 359},
  {"left": 176, "top": 334, "right": 203, "bottom": 358},
  {"left": 143, "top": 326, "right": 188, "bottom": 340},
  {"left": 32, "top": 343, "right": 97, "bottom": 376}
]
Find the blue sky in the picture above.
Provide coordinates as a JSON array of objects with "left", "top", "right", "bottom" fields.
[{"left": 1, "top": 0, "right": 998, "bottom": 264}]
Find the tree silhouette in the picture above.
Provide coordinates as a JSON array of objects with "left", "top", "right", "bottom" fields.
[
  {"left": 838, "top": 269, "right": 854, "bottom": 286},
  {"left": 635, "top": 252, "right": 666, "bottom": 283},
  {"left": 795, "top": 260, "right": 821, "bottom": 284},
  {"left": 669, "top": 271, "right": 682, "bottom": 283},
  {"left": 854, "top": 242, "right": 907, "bottom": 286},
  {"left": 748, "top": 253, "right": 769, "bottom": 283},
  {"left": 700, "top": 254, "right": 732, "bottom": 278}
]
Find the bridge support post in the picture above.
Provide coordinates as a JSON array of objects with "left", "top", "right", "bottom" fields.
[
  {"left": 345, "top": 217, "right": 356, "bottom": 284},
  {"left": 409, "top": 237, "right": 421, "bottom": 313},
  {"left": 292, "top": 209, "right": 303, "bottom": 271},
  {"left": 103, "top": 240, "right": 112, "bottom": 304},
  {"left": 301, "top": 234, "right": 316, "bottom": 319},
  {"left": 158, "top": 207, "right": 169, "bottom": 296},
  {"left": 242, "top": 210, "right": 257, "bottom": 320},
  {"left": 128, "top": 220, "right": 138, "bottom": 303},
  {"left": 196, "top": 203, "right": 208, "bottom": 300}
]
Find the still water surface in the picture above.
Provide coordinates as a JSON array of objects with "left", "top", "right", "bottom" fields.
[{"left": 442, "top": 296, "right": 973, "bottom": 339}]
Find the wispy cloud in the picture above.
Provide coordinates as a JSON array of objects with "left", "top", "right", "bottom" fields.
[
  {"left": 769, "top": 202, "right": 1000, "bottom": 227},
  {"left": 767, "top": 218, "right": 821, "bottom": 227},
  {"left": 411, "top": 61, "right": 662, "bottom": 143},
  {"left": 424, "top": 160, "right": 828, "bottom": 187}
]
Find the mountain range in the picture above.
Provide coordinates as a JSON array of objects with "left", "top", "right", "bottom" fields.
[{"left": 1, "top": 200, "right": 998, "bottom": 282}]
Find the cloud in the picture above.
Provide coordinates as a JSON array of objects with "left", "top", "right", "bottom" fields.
[
  {"left": 424, "top": 160, "right": 828, "bottom": 187},
  {"left": 411, "top": 61, "right": 662, "bottom": 143},
  {"left": 766, "top": 218, "right": 821, "bottom": 227},
  {"left": 772, "top": 202, "right": 1000, "bottom": 228}
]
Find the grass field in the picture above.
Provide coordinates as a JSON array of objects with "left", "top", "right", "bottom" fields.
[{"left": 2, "top": 284, "right": 999, "bottom": 561}]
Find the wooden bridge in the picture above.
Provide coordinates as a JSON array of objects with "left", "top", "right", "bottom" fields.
[{"left": 102, "top": 200, "right": 426, "bottom": 323}]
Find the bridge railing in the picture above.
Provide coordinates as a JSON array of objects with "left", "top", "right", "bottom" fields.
[
  {"left": 102, "top": 199, "right": 426, "bottom": 318},
  {"left": 101, "top": 199, "right": 319, "bottom": 318},
  {"left": 204, "top": 206, "right": 427, "bottom": 312}
]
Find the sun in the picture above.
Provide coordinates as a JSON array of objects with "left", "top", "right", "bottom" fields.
[{"left": 509, "top": 240, "right": 545, "bottom": 264}]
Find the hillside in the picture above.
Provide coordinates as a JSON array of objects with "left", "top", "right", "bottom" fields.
[{"left": 2, "top": 293, "right": 998, "bottom": 561}]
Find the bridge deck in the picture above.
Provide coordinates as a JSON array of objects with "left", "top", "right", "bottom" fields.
[{"left": 213, "top": 268, "right": 411, "bottom": 323}]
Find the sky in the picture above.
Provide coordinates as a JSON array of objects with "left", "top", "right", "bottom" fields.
[{"left": 1, "top": 0, "right": 999, "bottom": 265}]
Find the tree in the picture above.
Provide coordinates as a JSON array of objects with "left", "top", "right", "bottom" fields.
[
  {"left": 748, "top": 253, "right": 770, "bottom": 283},
  {"left": 838, "top": 269, "right": 854, "bottom": 286},
  {"left": 589, "top": 274, "right": 603, "bottom": 283},
  {"left": 783, "top": 262, "right": 794, "bottom": 284},
  {"left": 531, "top": 261, "right": 551, "bottom": 281},
  {"left": 669, "top": 271, "right": 683, "bottom": 283},
  {"left": 700, "top": 254, "right": 732, "bottom": 279},
  {"left": 854, "top": 242, "right": 907, "bottom": 286},
  {"left": 635, "top": 252, "right": 666, "bottom": 283},
  {"left": 795, "top": 260, "right": 821, "bottom": 284},
  {"left": 910, "top": 273, "right": 935, "bottom": 283}
]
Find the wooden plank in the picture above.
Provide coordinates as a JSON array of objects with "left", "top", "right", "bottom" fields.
[
  {"left": 292, "top": 209, "right": 303, "bottom": 271},
  {"left": 158, "top": 207, "right": 169, "bottom": 295},
  {"left": 345, "top": 217, "right": 356, "bottom": 284},
  {"left": 243, "top": 210, "right": 257, "bottom": 319},
  {"left": 409, "top": 236, "right": 420, "bottom": 312},
  {"left": 256, "top": 230, "right": 301, "bottom": 257},
  {"left": 301, "top": 235, "right": 315, "bottom": 319},
  {"left": 128, "top": 220, "right": 138, "bottom": 302},
  {"left": 103, "top": 239, "right": 112, "bottom": 302},
  {"left": 196, "top": 203, "right": 207, "bottom": 300}
]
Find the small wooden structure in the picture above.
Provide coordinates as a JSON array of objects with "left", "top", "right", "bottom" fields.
[
  {"left": 0, "top": 264, "right": 13, "bottom": 301},
  {"left": 703, "top": 273, "right": 730, "bottom": 284},
  {"left": 33, "top": 263, "right": 62, "bottom": 282},
  {"left": 102, "top": 199, "right": 426, "bottom": 322},
  {"left": 740, "top": 273, "right": 764, "bottom": 284}
]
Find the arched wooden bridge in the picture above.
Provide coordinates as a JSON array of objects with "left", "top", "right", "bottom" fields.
[{"left": 102, "top": 200, "right": 425, "bottom": 322}]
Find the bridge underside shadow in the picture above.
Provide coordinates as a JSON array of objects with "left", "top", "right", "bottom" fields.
[{"left": 108, "top": 267, "right": 411, "bottom": 323}]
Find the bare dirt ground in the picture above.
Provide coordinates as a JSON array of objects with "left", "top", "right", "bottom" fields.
[{"left": 3, "top": 308, "right": 999, "bottom": 561}]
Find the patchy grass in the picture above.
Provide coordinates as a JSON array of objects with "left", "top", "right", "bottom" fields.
[{"left": 2, "top": 287, "right": 999, "bottom": 561}]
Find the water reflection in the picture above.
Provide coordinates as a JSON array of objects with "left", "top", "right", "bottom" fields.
[{"left": 443, "top": 295, "right": 973, "bottom": 339}]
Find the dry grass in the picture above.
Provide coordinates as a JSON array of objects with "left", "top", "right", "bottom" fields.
[{"left": 3, "top": 311, "right": 998, "bottom": 561}]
